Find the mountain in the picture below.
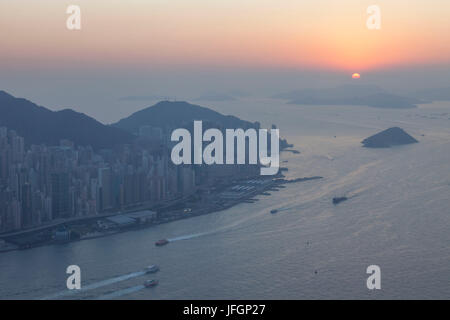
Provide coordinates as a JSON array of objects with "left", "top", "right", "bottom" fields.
[
  {"left": 0, "top": 90, "right": 134, "bottom": 149},
  {"left": 113, "top": 101, "right": 257, "bottom": 133},
  {"left": 273, "top": 85, "right": 423, "bottom": 109},
  {"left": 362, "top": 127, "right": 418, "bottom": 148}
]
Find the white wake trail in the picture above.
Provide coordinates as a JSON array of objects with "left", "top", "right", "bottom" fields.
[
  {"left": 41, "top": 270, "right": 146, "bottom": 300},
  {"left": 95, "top": 285, "right": 146, "bottom": 300}
]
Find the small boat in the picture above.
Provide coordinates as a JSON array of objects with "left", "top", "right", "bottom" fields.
[
  {"left": 270, "top": 209, "right": 278, "bottom": 214},
  {"left": 332, "top": 197, "right": 348, "bottom": 205},
  {"left": 144, "top": 279, "right": 159, "bottom": 288},
  {"left": 144, "top": 265, "right": 160, "bottom": 274},
  {"left": 155, "top": 239, "right": 169, "bottom": 246}
]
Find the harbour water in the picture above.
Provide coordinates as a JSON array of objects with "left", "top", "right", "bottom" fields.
[{"left": 1, "top": 99, "right": 450, "bottom": 299}]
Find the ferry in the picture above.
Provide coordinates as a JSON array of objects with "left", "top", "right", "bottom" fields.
[
  {"left": 144, "top": 265, "right": 160, "bottom": 274},
  {"left": 155, "top": 239, "right": 169, "bottom": 246},
  {"left": 144, "top": 279, "right": 159, "bottom": 288}
]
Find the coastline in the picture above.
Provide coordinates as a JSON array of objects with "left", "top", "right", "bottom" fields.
[{"left": 0, "top": 174, "right": 322, "bottom": 253}]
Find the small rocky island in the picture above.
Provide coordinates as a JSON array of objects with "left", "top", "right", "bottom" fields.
[{"left": 362, "top": 127, "right": 418, "bottom": 148}]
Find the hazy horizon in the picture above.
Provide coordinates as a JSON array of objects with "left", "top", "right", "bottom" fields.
[{"left": 1, "top": 1, "right": 450, "bottom": 123}]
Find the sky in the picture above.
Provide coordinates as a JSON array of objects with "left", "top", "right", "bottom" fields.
[{"left": 1, "top": 0, "right": 449, "bottom": 122}]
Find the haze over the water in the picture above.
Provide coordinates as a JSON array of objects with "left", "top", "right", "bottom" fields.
[{"left": 0, "top": 0, "right": 449, "bottom": 122}]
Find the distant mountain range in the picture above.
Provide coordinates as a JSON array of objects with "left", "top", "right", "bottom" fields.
[
  {"left": 273, "top": 85, "right": 425, "bottom": 109},
  {"left": 0, "top": 91, "right": 264, "bottom": 150},
  {"left": 0, "top": 90, "right": 133, "bottom": 149},
  {"left": 5, "top": 87, "right": 430, "bottom": 151},
  {"left": 113, "top": 100, "right": 257, "bottom": 134}
]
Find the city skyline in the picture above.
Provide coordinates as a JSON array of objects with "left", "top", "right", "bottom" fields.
[{"left": 0, "top": 94, "right": 269, "bottom": 234}]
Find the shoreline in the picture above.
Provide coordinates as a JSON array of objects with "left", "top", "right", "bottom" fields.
[{"left": 0, "top": 175, "right": 323, "bottom": 253}]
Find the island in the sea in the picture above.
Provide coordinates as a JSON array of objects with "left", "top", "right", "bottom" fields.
[
  {"left": 362, "top": 127, "right": 418, "bottom": 148},
  {"left": 273, "top": 85, "right": 424, "bottom": 109}
]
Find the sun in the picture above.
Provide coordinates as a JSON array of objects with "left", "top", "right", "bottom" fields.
[{"left": 352, "top": 73, "right": 361, "bottom": 79}]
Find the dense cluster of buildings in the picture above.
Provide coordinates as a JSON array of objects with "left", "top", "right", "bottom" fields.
[
  {"left": 0, "top": 125, "right": 260, "bottom": 233},
  {"left": 0, "top": 126, "right": 197, "bottom": 233}
]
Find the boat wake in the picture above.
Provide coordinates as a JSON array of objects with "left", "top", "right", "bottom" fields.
[
  {"left": 40, "top": 270, "right": 146, "bottom": 300},
  {"left": 167, "top": 233, "right": 207, "bottom": 242},
  {"left": 95, "top": 285, "right": 146, "bottom": 300}
]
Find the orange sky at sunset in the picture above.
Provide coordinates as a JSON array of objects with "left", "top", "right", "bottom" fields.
[{"left": 1, "top": 0, "right": 449, "bottom": 72}]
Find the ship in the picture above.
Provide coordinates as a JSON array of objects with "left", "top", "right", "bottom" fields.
[
  {"left": 332, "top": 197, "right": 348, "bottom": 205},
  {"left": 270, "top": 209, "right": 278, "bottom": 214},
  {"left": 155, "top": 239, "right": 169, "bottom": 246},
  {"left": 144, "top": 279, "right": 159, "bottom": 288},
  {"left": 144, "top": 265, "right": 160, "bottom": 274}
]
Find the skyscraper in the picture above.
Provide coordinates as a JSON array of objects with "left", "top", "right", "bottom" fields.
[
  {"left": 98, "top": 167, "right": 112, "bottom": 211},
  {"left": 51, "top": 172, "right": 70, "bottom": 218}
]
